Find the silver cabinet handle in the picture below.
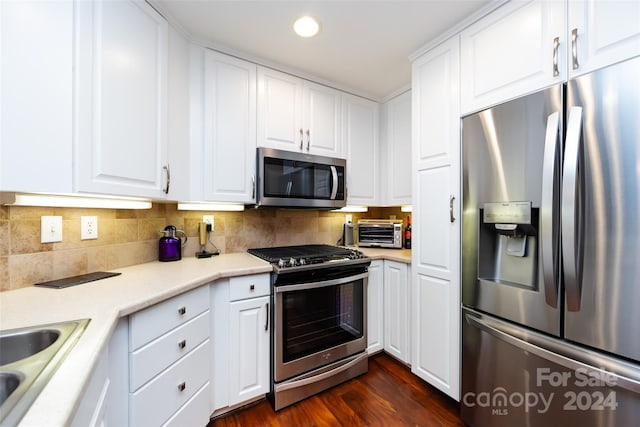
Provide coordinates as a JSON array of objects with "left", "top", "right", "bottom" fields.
[
  {"left": 178, "top": 382, "right": 186, "bottom": 392},
  {"left": 541, "top": 112, "right": 561, "bottom": 308},
  {"left": 264, "top": 302, "right": 269, "bottom": 331},
  {"left": 251, "top": 175, "right": 255, "bottom": 199},
  {"left": 178, "top": 306, "right": 186, "bottom": 316},
  {"left": 449, "top": 195, "right": 455, "bottom": 223},
  {"left": 552, "top": 36, "right": 560, "bottom": 77},
  {"left": 299, "top": 128, "right": 304, "bottom": 150},
  {"left": 571, "top": 28, "right": 579, "bottom": 70},
  {"left": 306, "top": 129, "right": 311, "bottom": 151},
  {"left": 178, "top": 339, "right": 186, "bottom": 349},
  {"left": 163, "top": 164, "right": 171, "bottom": 194},
  {"left": 562, "top": 106, "right": 584, "bottom": 312}
]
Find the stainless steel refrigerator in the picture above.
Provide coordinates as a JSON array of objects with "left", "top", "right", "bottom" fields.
[{"left": 461, "top": 55, "right": 640, "bottom": 426}]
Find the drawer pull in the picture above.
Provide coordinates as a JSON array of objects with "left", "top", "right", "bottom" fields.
[
  {"left": 250, "top": 284, "right": 255, "bottom": 291},
  {"left": 178, "top": 306, "right": 186, "bottom": 316},
  {"left": 178, "top": 382, "right": 186, "bottom": 392},
  {"left": 178, "top": 339, "right": 186, "bottom": 349}
]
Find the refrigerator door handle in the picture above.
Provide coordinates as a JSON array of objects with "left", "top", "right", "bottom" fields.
[
  {"left": 541, "top": 111, "right": 561, "bottom": 308},
  {"left": 562, "top": 106, "right": 584, "bottom": 311},
  {"left": 466, "top": 312, "right": 640, "bottom": 394}
]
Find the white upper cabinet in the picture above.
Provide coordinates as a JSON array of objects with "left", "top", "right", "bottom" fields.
[
  {"left": 342, "top": 93, "right": 380, "bottom": 206},
  {"left": 75, "top": 0, "right": 170, "bottom": 199},
  {"left": 568, "top": 0, "right": 640, "bottom": 78},
  {"left": 460, "top": 0, "right": 565, "bottom": 114},
  {"left": 0, "top": 0, "right": 73, "bottom": 193},
  {"left": 381, "top": 90, "right": 412, "bottom": 206},
  {"left": 411, "top": 36, "right": 461, "bottom": 401},
  {"left": 202, "top": 50, "right": 257, "bottom": 203},
  {"left": 257, "top": 67, "right": 342, "bottom": 157}
]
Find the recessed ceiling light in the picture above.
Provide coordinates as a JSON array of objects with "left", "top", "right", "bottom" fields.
[{"left": 293, "top": 16, "right": 320, "bottom": 38}]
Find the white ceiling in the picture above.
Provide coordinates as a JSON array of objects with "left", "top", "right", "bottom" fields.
[{"left": 153, "top": 0, "right": 493, "bottom": 100}]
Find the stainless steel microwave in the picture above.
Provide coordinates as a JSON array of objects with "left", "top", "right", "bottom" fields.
[
  {"left": 255, "top": 147, "right": 346, "bottom": 209},
  {"left": 357, "top": 219, "right": 403, "bottom": 248}
]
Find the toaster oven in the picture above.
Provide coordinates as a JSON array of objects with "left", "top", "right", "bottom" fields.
[{"left": 357, "top": 219, "right": 403, "bottom": 248}]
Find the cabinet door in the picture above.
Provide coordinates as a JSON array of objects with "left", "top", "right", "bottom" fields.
[
  {"left": 75, "top": 0, "right": 169, "bottom": 199},
  {"left": 383, "top": 260, "right": 409, "bottom": 363},
  {"left": 568, "top": 0, "right": 640, "bottom": 78},
  {"left": 0, "top": 0, "right": 73, "bottom": 193},
  {"left": 70, "top": 348, "right": 109, "bottom": 427},
  {"left": 367, "top": 260, "right": 384, "bottom": 354},
  {"left": 203, "top": 51, "right": 257, "bottom": 202},
  {"left": 303, "top": 81, "right": 342, "bottom": 156},
  {"left": 342, "top": 93, "right": 380, "bottom": 205},
  {"left": 228, "top": 296, "right": 270, "bottom": 405},
  {"left": 411, "top": 36, "right": 461, "bottom": 401},
  {"left": 460, "top": 0, "right": 565, "bottom": 114},
  {"left": 383, "top": 90, "right": 412, "bottom": 205},
  {"left": 257, "top": 67, "right": 303, "bottom": 151}
]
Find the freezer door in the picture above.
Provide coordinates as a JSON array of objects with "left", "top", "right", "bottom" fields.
[
  {"left": 564, "top": 55, "right": 640, "bottom": 363},
  {"left": 462, "top": 308, "right": 640, "bottom": 427},
  {"left": 461, "top": 85, "right": 562, "bottom": 335}
]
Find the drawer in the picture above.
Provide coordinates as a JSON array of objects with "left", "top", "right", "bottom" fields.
[
  {"left": 129, "top": 311, "right": 210, "bottom": 391},
  {"left": 129, "top": 285, "right": 209, "bottom": 350},
  {"left": 129, "top": 340, "right": 210, "bottom": 427},
  {"left": 229, "top": 273, "right": 270, "bottom": 301},
  {"left": 162, "top": 382, "right": 210, "bottom": 427}
]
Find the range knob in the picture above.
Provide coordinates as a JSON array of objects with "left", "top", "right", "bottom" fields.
[
  {"left": 299, "top": 258, "right": 306, "bottom": 266},
  {"left": 277, "top": 259, "right": 287, "bottom": 268},
  {"left": 289, "top": 257, "right": 297, "bottom": 267}
]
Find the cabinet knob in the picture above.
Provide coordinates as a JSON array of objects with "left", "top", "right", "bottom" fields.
[
  {"left": 178, "top": 382, "right": 186, "bottom": 392},
  {"left": 250, "top": 284, "right": 255, "bottom": 291},
  {"left": 178, "top": 339, "right": 186, "bottom": 349},
  {"left": 178, "top": 306, "right": 186, "bottom": 316},
  {"left": 299, "top": 128, "right": 304, "bottom": 150}
]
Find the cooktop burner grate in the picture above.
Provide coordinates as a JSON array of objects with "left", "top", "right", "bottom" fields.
[{"left": 247, "top": 244, "right": 353, "bottom": 263}]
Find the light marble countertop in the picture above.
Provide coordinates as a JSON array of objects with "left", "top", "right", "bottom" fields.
[
  {"left": 358, "top": 247, "right": 412, "bottom": 264},
  {"left": 0, "top": 248, "right": 409, "bottom": 426}
]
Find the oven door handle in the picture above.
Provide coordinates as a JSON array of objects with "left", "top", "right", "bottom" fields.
[{"left": 275, "top": 272, "right": 369, "bottom": 293}]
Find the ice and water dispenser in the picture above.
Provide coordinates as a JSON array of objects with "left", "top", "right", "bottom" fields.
[{"left": 478, "top": 201, "right": 538, "bottom": 290}]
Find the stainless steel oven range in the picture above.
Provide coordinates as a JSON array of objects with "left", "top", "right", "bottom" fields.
[{"left": 247, "top": 244, "right": 370, "bottom": 410}]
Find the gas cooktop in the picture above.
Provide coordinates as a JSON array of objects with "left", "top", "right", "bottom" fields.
[{"left": 247, "top": 244, "right": 368, "bottom": 271}]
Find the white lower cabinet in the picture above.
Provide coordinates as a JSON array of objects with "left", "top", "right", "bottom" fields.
[
  {"left": 211, "top": 273, "right": 270, "bottom": 413},
  {"left": 70, "top": 346, "right": 110, "bottom": 427},
  {"left": 128, "top": 286, "right": 211, "bottom": 426},
  {"left": 366, "top": 260, "right": 384, "bottom": 354},
  {"left": 383, "top": 260, "right": 410, "bottom": 364}
]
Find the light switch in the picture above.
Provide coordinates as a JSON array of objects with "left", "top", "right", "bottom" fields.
[{"left": 41, "top": 216, "right": 62, "bottom": 243}]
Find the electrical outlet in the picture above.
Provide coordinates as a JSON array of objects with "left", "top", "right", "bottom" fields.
[
  {"left": 81, "top": 216, "right": 98, "bottom": 240},
  {"left": 203, "top": 215, "right": 214, "bottom": 231},
  {"left": 41, "top": 216, "right": 63, "bottom": 243}
]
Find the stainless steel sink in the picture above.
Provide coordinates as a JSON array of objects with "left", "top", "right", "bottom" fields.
[{"left": 0, "top": 319, "right": 90, "bottom": 426}]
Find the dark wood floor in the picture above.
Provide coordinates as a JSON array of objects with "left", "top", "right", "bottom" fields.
[{"left": 209, "top": 353, "right": 466, "bottom": 427}]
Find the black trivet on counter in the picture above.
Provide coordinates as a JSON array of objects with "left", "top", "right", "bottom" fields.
[{"left": 34, "top": 271, "right": 121, "bottom": 289}]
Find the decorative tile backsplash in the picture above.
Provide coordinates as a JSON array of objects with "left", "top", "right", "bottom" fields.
[{"left": 0, "top": 204, "right": 405, "bottom": 291}]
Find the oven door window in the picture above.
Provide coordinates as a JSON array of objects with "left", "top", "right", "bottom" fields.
[{"left": 282, "top": 280, "right": 363, "bottom": 362}]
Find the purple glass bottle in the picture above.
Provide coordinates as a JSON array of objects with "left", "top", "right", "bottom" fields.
[{"left": 159, "top": 225, "right": 182, "bottom": 262}]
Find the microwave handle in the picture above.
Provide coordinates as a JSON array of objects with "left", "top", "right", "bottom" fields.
[{"left": 330, "top": 166, "right": 338, "bottom": 200}]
